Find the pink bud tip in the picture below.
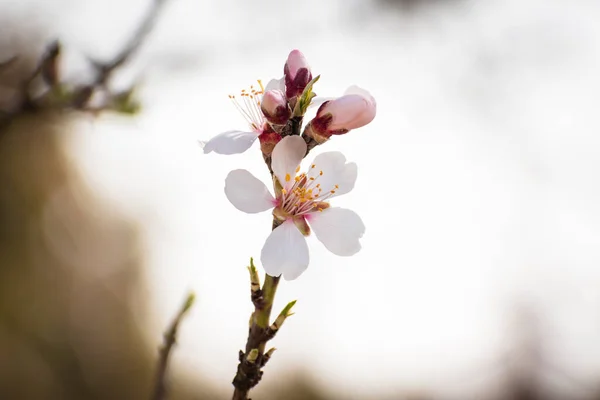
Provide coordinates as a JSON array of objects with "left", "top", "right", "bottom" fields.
[
  {"left": 261, "top": 89, "right": 291, "bottom": 125},
  {"left": 285, "top": 50, "right": 310, "bottom": 80},
  {"left": 261, "top": 90, "right": 286, "bottom": 115},
  {"left": 284, "top": 50, "right": 312, "bottom": 99},
  {"left": 318, "top": 86, "right": 376, "bottom": 131}
]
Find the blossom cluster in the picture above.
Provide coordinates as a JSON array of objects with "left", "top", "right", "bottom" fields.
[{"left": 201, "top": 50, "right": 376, "bottom": 280}]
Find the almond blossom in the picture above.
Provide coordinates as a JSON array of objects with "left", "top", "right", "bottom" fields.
[
  {"left": 200, "top": 78, "right": 285, "bottom": 155},
  {"left": 224, "top": 136, "right": 365, "bottom": 280}
]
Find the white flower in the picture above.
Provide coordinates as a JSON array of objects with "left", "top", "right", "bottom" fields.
[
  {"left": 200, "top": 78, "right": 285, "bottom": 155},
  {"left": 224, "top": 136, "right": 365, "bottom": 280}
]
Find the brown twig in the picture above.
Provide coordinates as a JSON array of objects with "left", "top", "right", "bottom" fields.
[
  {"left": 91, "top": 0, "right": 169, "bottom": 84},
  {"left": 232, "top": 274, "right": 280, "bottom": 400},
  {"left": 151, "top": 292, "right": 196, "bottom": 400},
  {"left": 75, "top": 0, "right": 171, "bottom": 108}
]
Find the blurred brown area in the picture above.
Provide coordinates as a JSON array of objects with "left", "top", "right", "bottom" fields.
[{"left": 0, "top": 110, "right": 211, "bottom": 399}]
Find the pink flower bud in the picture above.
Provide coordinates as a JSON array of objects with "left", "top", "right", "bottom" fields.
[
  {"left": 261, "top": 89, "right": 291, "bottom": 125},
  {"left": 258, "top": 129, "right": 282, "bottom": 156},
  {"left": 308, "top": 86, "right": 376, "bottom": 137},
  {"left": 284, "top": 49, "right": 312, "bottom": 99}
]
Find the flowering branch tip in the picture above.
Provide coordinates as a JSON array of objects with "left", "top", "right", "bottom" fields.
[{"left": 220, "top": 49, "right": 374, "bottom": 400}]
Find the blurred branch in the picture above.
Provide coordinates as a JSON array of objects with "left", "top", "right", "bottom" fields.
[
  {"left": 151, "top": 292, "right": 196, "bottom": 400},
  {"left": 75, "top": 0, "right": 171, "bottom": 109},
  {"left": 81, "top": 0, "right": 170, "bottom": 98},
  {"left": 0, "top": 0, "right": 172, "bottom": 129}
]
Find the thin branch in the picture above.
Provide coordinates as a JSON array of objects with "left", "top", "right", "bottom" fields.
[
  {"left": 74, "top": 0, "right": 171, "bottom": 109},
  {"left": 151, "top": 292, "right": 196, "bottom": 400},
  {"left": 232, "top": 274, "right": 280, "bottom": 400},
  {"left": 91, "top": 0, "right": 170, "bottom": 85}
]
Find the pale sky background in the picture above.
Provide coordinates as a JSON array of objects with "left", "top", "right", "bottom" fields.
[{"left": 4, "top": 0, "right": 600, "bottom": 398}]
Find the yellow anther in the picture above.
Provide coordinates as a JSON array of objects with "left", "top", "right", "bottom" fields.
[
  {"left": 335, "top": 184, "right": 339, "bottom": 189},
  {"left": 296, "top": 166, "right": 301, "bottom": 173},
  {"left": 318, "top": 208, "right": 323, "bottom": 212},
  {"left": 319, "top": 171, "right": 323, "bottom": 176},
  {"left": 309, "top": 177, "right": 315, "bottom": 181},
  {"left": 311, "top": 164, "right": 316, "bottom": 168},
  {"left": 330, "top": 190, "right": 335, "bottom": 194},
  {"left": 282, "top": 189, "right": 287, "bottom": 194},
  {"left": 285, "top": 173, "right": 291, "bottom": 182}
]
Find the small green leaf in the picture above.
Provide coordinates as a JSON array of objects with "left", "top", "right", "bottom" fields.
[{"left": 293, "top": 74, "right": 320, "bottom": 117}]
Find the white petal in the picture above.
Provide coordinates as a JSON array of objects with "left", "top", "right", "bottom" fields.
[
  {"left": 265, "top": 76, "right": 285, "bottom": 93},
  {"left": 308, "top": 207, "right": 365, "bottom": 256},
  {"left": 261, "top": 220, "right": 310, "bottom": 280},
  {"left": 271, "top": 136, "right": 306, "bottom": 190},
  {"left": 201, "top": 130, "right": 257, "bottom": 155},
  {"left": 224, "top": 169, "right": 275, "bottom": 213},
  {"left": 306, "top": 151, "right": 357, "bottom": 198},
  {"left": 308, "top": 96, "right": 334, "bottom": 110},
  {"left": 344, "top": 85, "right": 375, "bottom": 103}
]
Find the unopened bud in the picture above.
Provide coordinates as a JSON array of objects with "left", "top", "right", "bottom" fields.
[
  {"left": 261, "top": 89, "right": 290, "bottom": 125},
  {"left": 284, "top": 49, "right": 312, "bottom": 99},
  {"left": 258, "top": 127, "right": 282, "bottom": 157},
  {"left": 306, "top": 86, "right": 376, "bottom": 137}
]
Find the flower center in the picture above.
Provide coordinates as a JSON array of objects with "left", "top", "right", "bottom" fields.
[
  {"left": 278, "top": 164, "right": 338, "bottom": 216},
  {"left": 228, "top": 80, "right": 265, "bottom": 132}
]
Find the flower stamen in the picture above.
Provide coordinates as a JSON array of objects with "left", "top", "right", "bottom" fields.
[
  {"left": 228, "top": 80, "right": 266, "bottom": 132},
  {"left": 279, "top": 164, "right": 339, "bottom": 217}
]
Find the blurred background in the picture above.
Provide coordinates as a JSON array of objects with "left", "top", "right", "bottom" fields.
[{"left": 1, "top": 0, "right": 600, "bottom": 399}]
